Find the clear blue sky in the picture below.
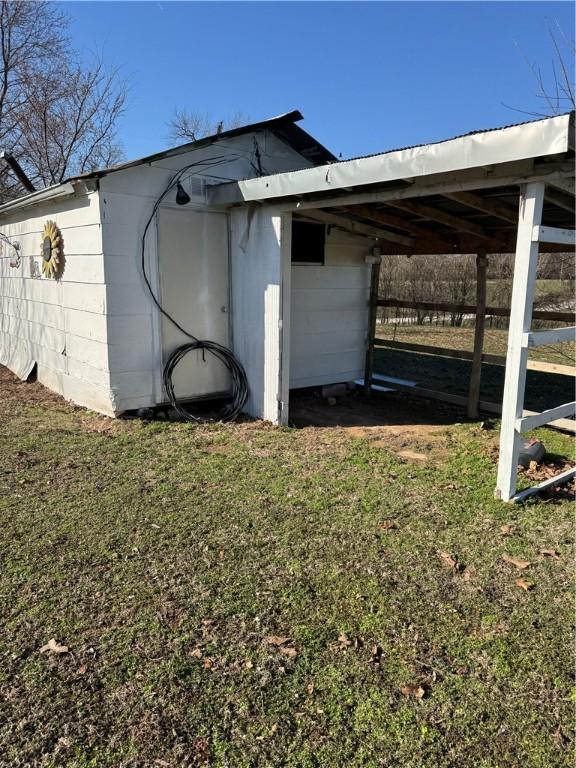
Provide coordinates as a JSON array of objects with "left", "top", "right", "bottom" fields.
[{"left": 63, "top": 1, "right": 575, "bottom": 161}]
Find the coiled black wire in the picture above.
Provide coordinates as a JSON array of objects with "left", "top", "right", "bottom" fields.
[
  {"left": 163, "top": 340, "right": 249, "bottom": 423},
  {"left": 141, "top": 156, "right": 249, "bottom": 423}
]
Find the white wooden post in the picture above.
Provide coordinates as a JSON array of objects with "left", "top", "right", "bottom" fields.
[
  {"left": 278, "top": 212, "right": 292, "bottom": 425},
  {"left": 495, "top": 182, "right": 545, "bottom": 501}
]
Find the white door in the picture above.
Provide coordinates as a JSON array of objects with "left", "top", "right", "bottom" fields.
[{"left": 158, "top": 208, "right": 230, "bottom": 399}]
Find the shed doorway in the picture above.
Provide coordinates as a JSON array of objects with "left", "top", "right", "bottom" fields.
[{"left": 157, "top": 208, "right": 231, "bottom": 400}]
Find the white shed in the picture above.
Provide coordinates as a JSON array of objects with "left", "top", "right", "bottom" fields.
[
  {"left": 1, "top": 110, "right": 574, "bottom": 501},
  {"left": 0, "top": 111, "right": 348, "bottom": 417}
]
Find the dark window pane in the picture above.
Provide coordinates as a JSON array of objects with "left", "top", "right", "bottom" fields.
[{"left": 291, "top": 220, "right": 325, "bottom": 264}]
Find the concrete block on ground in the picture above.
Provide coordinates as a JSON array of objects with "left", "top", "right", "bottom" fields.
[
  {"left": 518, "top": 439, "right": 545, "bottom": 468},
  {"left": 322, "top": 383, "right": 348, "bottom": 398}
]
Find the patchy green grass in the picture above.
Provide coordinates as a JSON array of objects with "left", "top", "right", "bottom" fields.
[{"left": 0, "top": 369, "right": 574, "bottom": 768}]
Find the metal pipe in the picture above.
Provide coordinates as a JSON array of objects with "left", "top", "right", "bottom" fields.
[{"left": 0, "top": 151, "right": 35, "bottom": 192}]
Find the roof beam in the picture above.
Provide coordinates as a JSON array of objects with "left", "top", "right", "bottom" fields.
[
  {"left": 386, "top": 199, "right": 490, "bottom": 239},
  {"left": 343, "top": 205, "right": 455, "bottom": 246},
  {"left": 443, "top": 190, "right": 518, "bottom": 223},
  {"left": 280, "top": 161, "right": 573, "bottom": 213},
  {"left": 298, "top": 210, "right": 414, "bottom": 247},
  {"left": 547, "top": 175, "right": 575, "bottom": 197},
  {"left": 545, "top": 187, "right": 575, "bottom": 213}
]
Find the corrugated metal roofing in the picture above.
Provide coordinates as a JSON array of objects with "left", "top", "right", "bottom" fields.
[
  {"left": 343, "top": 111, "right": 575, "bottom": 163},
  {"left": 211, "top": 112, "right": 574, "bottom": 205},
  {"left": 65, "top": 110, "right": 336, "bottom": 183}
]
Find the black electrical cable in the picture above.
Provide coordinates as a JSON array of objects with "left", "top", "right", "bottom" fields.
[{"left": 141, "top": 156, "right": 249, "bottom": 423}]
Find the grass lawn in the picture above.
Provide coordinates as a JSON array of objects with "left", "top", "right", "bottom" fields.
[{"left": 0, "top": 367, "right": 574, "bottom": 768}]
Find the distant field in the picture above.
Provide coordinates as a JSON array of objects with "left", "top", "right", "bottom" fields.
[{"left": 485, "top": 279, "right": 569, "bottom": 304}]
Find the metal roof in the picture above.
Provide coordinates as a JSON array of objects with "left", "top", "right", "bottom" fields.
[
  {"left": 66, "top": 110, "right": 336, "bottom": 183},
  {"left": 0, "top": 110, "right": 337, "bottom": 216},
  {"left": 344, "top": 111, "right": 575, "bottom": 163},
  {"left": 211, "top": 112, "right": 574, "bottom": 205}
]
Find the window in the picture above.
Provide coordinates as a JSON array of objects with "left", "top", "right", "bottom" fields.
[{"left": 291, "top": 220, "right": 325, "bottom": 265}]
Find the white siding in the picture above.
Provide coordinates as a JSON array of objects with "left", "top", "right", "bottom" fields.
[
  {"left": 230, "top": 206, "right": 288, "bottom": 423},
  {"left": 0, "top": 128, "right": 317, "bottom": 417},
  {"left": 0, "top": 190, "right": 116, "bottom": 415},
  {"left": 100, "top": 132, "right": 315, "bottom": 414},
  {"left": 290, "top": 230, "right": 371, "bottom": 389}
]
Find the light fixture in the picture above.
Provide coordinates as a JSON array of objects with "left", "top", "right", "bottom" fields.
[{"left": 176, "top": 182, "right": 190, "bottom": 206}]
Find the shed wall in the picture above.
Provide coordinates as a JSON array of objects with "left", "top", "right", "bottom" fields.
[
  {"left": 0, "top": 190, "right": 116, "bottom": 414},
  {"left": 290, "top": 230, "right": 371, "bottom": 388},
  {"left": 229, "top": 206, "right": 286, "bottom": 423},
  {"left": 100, "top": 131, "right": 314, "bottom": 414}
]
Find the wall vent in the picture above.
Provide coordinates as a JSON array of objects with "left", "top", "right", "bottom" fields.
[{"left": 182, "top": 175, "right": 225, "bottom": 204}]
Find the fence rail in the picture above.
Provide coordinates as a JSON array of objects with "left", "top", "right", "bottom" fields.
[
  {"left": 377, "top": 298, "right": 575, "bottom": 324},
  {"left": 364, "top": 276, "right": 576, "bottom": 424},
  {"left": 373, "top": 338, "right": 575, "bottom": 377}
]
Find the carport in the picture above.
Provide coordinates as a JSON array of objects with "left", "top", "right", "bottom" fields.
[{"left": 212, "top": 112, "right": 575, "bottom": 502}]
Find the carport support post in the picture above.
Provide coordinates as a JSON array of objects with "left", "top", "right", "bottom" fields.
[
  {"left": 467, "top": 248, "right": 488, "bottom": 419},
  {"left": 364, "top": 248, "right": 382, "bottom": 396},
  {"left": 495, "top": 182, "right": 545, "bottom": 501}
]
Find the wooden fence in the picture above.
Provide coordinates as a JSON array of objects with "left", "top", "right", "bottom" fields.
[{"left": 364, "top": 255, "right": 575, "bottom": 428}]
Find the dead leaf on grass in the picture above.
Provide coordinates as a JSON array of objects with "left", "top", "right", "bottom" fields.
[
  {"left": 502, "top": 554, "right": 531, "bottom": 570},
  {"left": 439, "top": 551, "right": 463, "bottom": 571},
  {"left": 377, "top": 519, "right": 397, "bottom": 532},
  {"left": 244, "top": 659, "right": 253, "bottom": 670},
  {"left": 540, "top": 548, "right": 561, "bottom": 560},
  {"left": 265, "top": 635, "right": 291, "bottom": 647},
  {"left": 499, "top": 524, "right": 514, "bottom": 536},
  {"left": 190, "top": 646, "right": 202, "bottom": 659},
  {"left": 516, "top": 578, "right": 535, "bottom": 592},
  {"left": 337, "top": 632, "right": 352, "bottom": 648},
  {"left": 370, "top": 644, "right": 383, "bottom": 664},
  {"left": 77, "top": 664, "right": 87, "bottom": 674},
  {"left": 461, "top": 564, "right": 476, "bottom": 582},
  {"left": 265, "top": 635, "right": 297, "bottom": 658},
  {"left": 40, "top": 638, "right": 68, "bottom": 654},
  {"left": 401, "top": 684, "right": 425, "bottom": 700},
  {"left": 397, "top": 450, "right": 427, "bottom": 463},
  {"left": 203, "top": 658, "right": 214, "bottom": 669},
  {"left": 554, "top": 724, "right": 570, "bottom": 748}
]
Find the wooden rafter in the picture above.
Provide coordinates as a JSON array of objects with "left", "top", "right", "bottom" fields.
[
  {"left": 547, "top": 176, "right": 575, "bottom": 198},
  {"left": 299, "top": 210, "right": 414, "bottom": 247},
  {"left": 386, "top": 199, "right": 490, "bottom": 239},
  {"left": 443, "top": 191, "right": 518, "bottom": 223},
  {"left": 343, "top": 205, "right": 455, "bottom": 246},
  {"left": 545, "top": 187, "right": 575, "bottom": 214}
]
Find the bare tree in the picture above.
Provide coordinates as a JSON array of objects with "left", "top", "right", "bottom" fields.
[
  {"left": 506, "top": 22, "right": 575, "bottom": 117},
  {"left": 18, "top": 56, "right": 125, "bottom": 185},
  {"left": 168, "top": 108, "right": 249, "bottom": 143},
  {"left": 0, "top": 0, "right": 126, "bottom": 200},
  {"left": 0, "top": 0, "right": 68, "bottom": 198}
]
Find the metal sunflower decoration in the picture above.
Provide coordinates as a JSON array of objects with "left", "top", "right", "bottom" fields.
[{"left": 41, "top": 220, "right": 63, "bottom": 278}]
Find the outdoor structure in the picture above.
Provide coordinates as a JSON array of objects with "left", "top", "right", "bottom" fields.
[
  {"left": 0, "top": 110, "right": 574, "bottom": 501},
  {"left": 0, "top": 112, "right": 337, "bottom": 415}
]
